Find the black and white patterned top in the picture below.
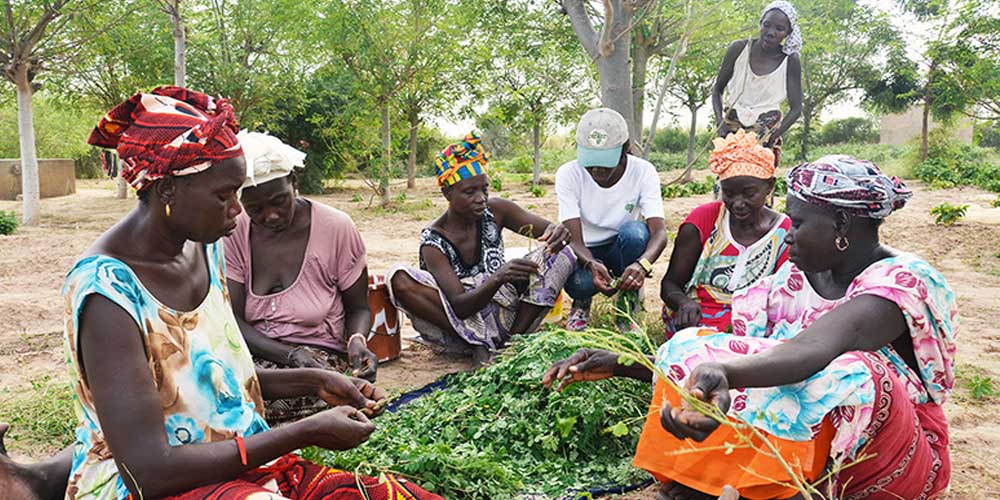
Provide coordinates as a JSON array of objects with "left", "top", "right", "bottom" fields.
[{"left": 419, "top": 207, "right": 505, "bottom": 279}]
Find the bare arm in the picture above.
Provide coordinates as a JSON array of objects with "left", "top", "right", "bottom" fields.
[
  {"left": 769, "top": 53, "right": 803, "bottom": 144},
  {"left": 341, "top": 268, "right": 372, "bottom": 341},
  {"left": 78, "top": 295, "right": 376, "bottom": 498},
  {"left": 712, "top": 41, "right": 747, "bottom": 127},
  {"left": 723, "top": 295, "right": 907, "bottom": 388},
  {"left": 660, "top": 224, "right": 702, "bottom": 309},
  {"left": 641, "top": 217, "right": 668, "bottom": 265},
  {"left": 421, "top": 245, "right": 529, "bottom": 320}
]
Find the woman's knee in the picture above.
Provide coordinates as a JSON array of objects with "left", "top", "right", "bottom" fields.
[{"left": 564, "top": 268, "right": 596, "bottom": 300}]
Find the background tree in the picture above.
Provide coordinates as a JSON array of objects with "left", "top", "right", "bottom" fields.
[
  {"left": 792, "top": 0, "right": 907, "bottom": 160},
  {"left": 156, "top": 0, "right": 186, "bottom": 86},
  {"left": 664, "top": 42, "right": 718, "bottom": 179},
  {"left": 479, "top": 0, "right": 585, "bottom": 185},
  {"left": 0, "top": 0, "right": 138, "bottom": 224}
]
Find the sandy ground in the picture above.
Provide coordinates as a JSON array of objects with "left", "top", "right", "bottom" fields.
[{"left": 1, "top": 173, "right": 999, "bottom": 499}]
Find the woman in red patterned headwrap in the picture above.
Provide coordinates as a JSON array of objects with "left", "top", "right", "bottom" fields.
[{"left": 35, "top": 87, "right": 444, "bottom": 500}]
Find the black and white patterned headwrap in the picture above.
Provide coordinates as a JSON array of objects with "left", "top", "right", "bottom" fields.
[{"left": 762, "top": 1, "right": 803, "bottom": 56}]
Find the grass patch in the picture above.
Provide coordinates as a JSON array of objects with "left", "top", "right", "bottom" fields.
[{"left": 0, "top": 375, "right": 76, "bottom": 453}]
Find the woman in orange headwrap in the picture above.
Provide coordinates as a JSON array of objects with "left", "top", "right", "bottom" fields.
[{"left": 660, "top": 129, "right": 789, "bottom": 338}]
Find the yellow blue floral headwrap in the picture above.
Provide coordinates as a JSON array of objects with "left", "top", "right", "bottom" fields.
[{"left": 435, "top": 132, "right": 490, "bottom": 187}]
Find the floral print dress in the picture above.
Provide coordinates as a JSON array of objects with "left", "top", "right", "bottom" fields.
[{"left": 61, "top": 241, "right": 269, "bottom": 500}]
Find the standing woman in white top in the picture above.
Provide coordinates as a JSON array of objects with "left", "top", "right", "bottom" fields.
[
  {"left": 712, "top": 1, "right": 803, "bottom": 159},
  {"left": 556, "top": 108, "right": 668, "bottom": 331}
]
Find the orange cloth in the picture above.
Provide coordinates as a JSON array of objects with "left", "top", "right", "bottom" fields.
[
  {"left": 633, "top": 375, "right": 834, "bottom": 499},
  {"left": 708, "top": 129, "right": 776, "bottom": 180}
]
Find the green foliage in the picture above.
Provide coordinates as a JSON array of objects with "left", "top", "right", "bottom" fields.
[
  {"left": 489, "top": 174, "right": 503, "bottom": 192},
  {"left": 913, "top": 132, "right": 1000, "bottom": 192},
  {"left": 0, "top": 210, "right": 18, "bottom": 235},
  {"left": 0, "top": 376, "right": 75, "bottom": 451},
  {"left": 991, "top": 195, "right": 1000, "bottom": 209},
  {"left": 930, "top": 202, "right": 969, "bottom": 226},
  {"left": 976, "top": 121, "right": 1000, "bottom": 152},
  {"left": 817, "top": 117, "right": 879, "bottom": 145},
  {"left": 799, "top": 143, "right": 913, "bottom": 178},
  {"left": 0, "top": 95, "right": 101, "bottom": 164},
  {"left": 773, "top": 176, "right": 788, "bottom": 197},
  {"left": 529, "top": 184, "right": 547, "bottom": 198},
  {"left": 491, "top": 149, "right": 575, "bottom": 175},
  {"left": 661, "top": 176, "right": 715, "bottom": 199},
  {"left": 309, "top": 331, "right": 650, "bottom": 499},
  {"left": 968, "top": 375, "right": 997, "bottom": 400},
  {"left": 351, "top": 194, "right": 364, "bottom": 203},
  {"left": 652, "top": 127, "right": 688, "bottom": 153}
]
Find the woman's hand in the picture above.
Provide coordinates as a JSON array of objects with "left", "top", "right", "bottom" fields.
[
  {"left": 287, "top": 346, "right": 327, "bottom": 369},
  {"left": 538, "top": 223, "right": 572, "bottom": 255},
  {"left": 347, "top": 334, "right": 378, "bottom": 382},
  {"left": 659, "top": 362, "right": 731, "bottom": 442},
  {"left": 314, "top": 370, "right": 386, "bottom": 415},
  {"left": 541, "top": 348, "right": 619, "bottom": 391},
  {"left": 619, "top": 262, "right": 647, "bottom": 291},
  {"left": 673, "top": 298, "right": 703, "bottom": 330},
  {"left": 299, "top": 406, "right": 376, "bottom": 451},
  {"left": 496, "top": 258, "right": 539, "bottom": 284},
  {"left": 589, "top": 261, "right": 616, "bottom": 295}
]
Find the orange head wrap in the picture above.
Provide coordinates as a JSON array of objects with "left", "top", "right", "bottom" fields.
[{"left": 708, "top": 129, "right": 776, "bottom": 180}]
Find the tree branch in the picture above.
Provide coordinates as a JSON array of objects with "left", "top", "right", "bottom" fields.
[{"left": 561, "top": 0, "right": 599, "bottom": 59}]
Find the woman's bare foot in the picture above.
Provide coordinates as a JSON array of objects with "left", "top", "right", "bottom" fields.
[{"left": 657, "top": 482, "right": 740, "bottom": 500}]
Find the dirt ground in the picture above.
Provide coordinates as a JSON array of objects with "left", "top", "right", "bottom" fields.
[{"left": 1, "top": 172, "right": 999, "bottom": 499}]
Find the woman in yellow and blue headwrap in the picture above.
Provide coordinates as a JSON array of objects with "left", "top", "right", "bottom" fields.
[{"left": 387, "top": 133, "right": 577, "bottom": 364}]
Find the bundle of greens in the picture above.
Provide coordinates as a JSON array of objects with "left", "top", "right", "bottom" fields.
[{"left": 306, "top": 329, "right": 653, "bottom": 499}]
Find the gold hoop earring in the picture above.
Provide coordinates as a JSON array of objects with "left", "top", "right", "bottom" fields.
[
  {"left": 165, "top": 204, "right": 172, "bottom": 218},
  {"left": 835, "top": 235, "right": 849, "bottom": 251}
]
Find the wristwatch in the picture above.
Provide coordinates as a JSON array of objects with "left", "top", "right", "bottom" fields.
[{"left": 638, "top": 258, "right": 653, "bottom": 277}]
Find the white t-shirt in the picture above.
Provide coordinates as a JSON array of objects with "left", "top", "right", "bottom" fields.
[{"left": 555, "top": 155, "right": 665, "bottom": 246}]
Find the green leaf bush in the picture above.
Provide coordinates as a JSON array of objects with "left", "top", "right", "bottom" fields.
[{"left": 0, "top": 210, "right": 17, "bottom": 235}]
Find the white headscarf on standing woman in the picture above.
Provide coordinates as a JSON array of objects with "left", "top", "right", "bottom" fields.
[{"left": 761, "top": 1, "right": 802, "bottom": 56}]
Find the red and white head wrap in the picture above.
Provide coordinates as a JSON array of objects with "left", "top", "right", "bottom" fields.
[{"left": 88, "top": 86, "right": 243, "bottom": 192}]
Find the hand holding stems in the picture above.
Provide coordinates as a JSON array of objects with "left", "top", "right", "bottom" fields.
[
  {"left": 658, "top": 361, "right": 731, "bottom": 442},
  {"left": 618, "top": 262, "right": 647, "bottom": 292},
  {"left": 589, "top": 261, "right": 616, "bottom": 295},
  {"left": 538, "top": 223, "right": 572, "bottom": 255},
  {"left": 672, "top": 295, "right": 702, "bottom": 330},
  {"left": 299, "top": 405, "right": 376, "bottom": 451},
  {"left": 541, "top": 348, "right": 620, "bottom": 391},
  {"left": 496, "top": 258, "right": 539, "bottom": 284},
  {"left": 347, "top": 333, "right": 378, "bottom": 382},
  {"left": 313, "top": 369, "right": 388, "bottom": 418}
]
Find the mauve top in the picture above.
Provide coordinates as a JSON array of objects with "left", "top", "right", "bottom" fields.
[{"left": 224, "top": 201, "right": 367, "bottom": 352}]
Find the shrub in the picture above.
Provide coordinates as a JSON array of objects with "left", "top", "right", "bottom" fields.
[
  {"left": 652, "top": 127, "right": 688, "bottom": 153},
  {"left": 991, "top": 195, "right": 1000, "bottom": 208},
  {"left": 817, "top": 117, "right": 879, "bottom": 145},
  {"left": 0, "top": 210, "right": 17, "bottom": 235},
  {"left": 660, "top": 176, "right": 715, "bottom": 199},
  {"left": 975, "top": 120, "right": 1000, "bottom": 151},
  {"left": 913, "top": 133, "right": 1000, "bottom": 192},
  {"left": 529, "top": 184, "right": 547, "bottom": 198},
  {"left": 930, "top": 202, "right": 969, "bottom": 226}
]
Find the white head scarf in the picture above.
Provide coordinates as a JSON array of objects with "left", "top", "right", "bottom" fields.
[
  {"left": 761, "top": 1, "right": 802, "bottom": 56},
  {"left": 237, "top": 131, "right": 307, "bottom": 189}
]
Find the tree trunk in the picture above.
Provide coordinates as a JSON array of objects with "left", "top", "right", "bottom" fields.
[
  {"left": 685, "top": 103, "right": 698, "bottom": 182},
  {"left": 407, "top": 107, "right": 419, "bottom": 189},
  {"left": 532, "top": 121, "right": 541, "bottom": 186},
  {"left": 15, "top": 75, "right": 40, "bottom": 226},
  {"left": 632, "top": 41, "right": 649, "bottom": 140},
  {"left": 921, "top": 99, "right": 930, "bottom": 162},
  {"left": 597, "top": 3, "right": 636, "bottom": 143},
  {"left": 380, "top": 104, "right": 391, "bottom": 206},
  {"left": 171, "top": 1, "right": 186, "bottom": 87}
]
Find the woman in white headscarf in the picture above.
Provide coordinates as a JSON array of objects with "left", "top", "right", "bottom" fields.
[
  {"left": 712, "top": 1, "right": 803, "bottom": 158},
  {"left": 224, "top": 131, "right": 380, "bottom": 424}
]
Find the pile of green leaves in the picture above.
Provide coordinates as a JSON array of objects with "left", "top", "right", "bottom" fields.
[{"left": 308, "top": 330, "right": 652, "bottom": 499}]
